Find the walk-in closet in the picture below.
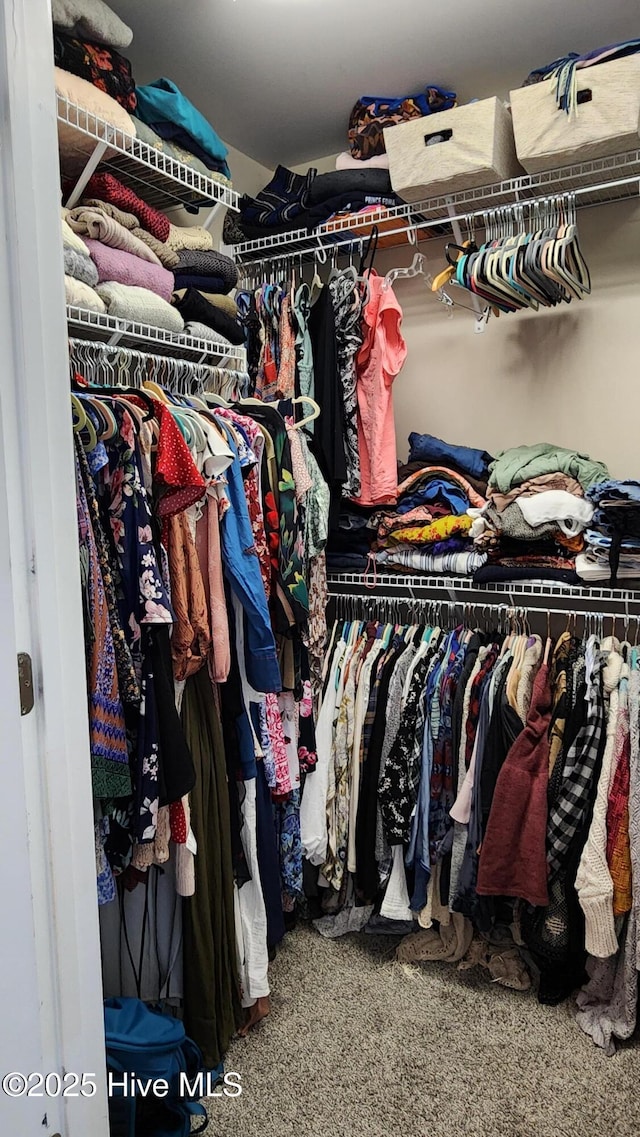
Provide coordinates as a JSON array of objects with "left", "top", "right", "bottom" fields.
[{"left": 3, "top": 2, "right": 640, "bottom": 1136}]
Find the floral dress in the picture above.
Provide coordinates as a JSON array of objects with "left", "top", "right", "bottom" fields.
[{"left": 100, "top": 408, "right": 174, "bottom": 844}]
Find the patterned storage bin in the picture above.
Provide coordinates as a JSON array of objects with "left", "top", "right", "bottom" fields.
[
  {"left": 383, "top": 97, "right": 523, "bottom": 202},
  {"left": 510, "top": 55, "right": 640, "bottom": 173}
]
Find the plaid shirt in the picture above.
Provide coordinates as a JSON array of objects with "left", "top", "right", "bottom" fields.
[{"left": 547, "top": 644, "right": 605, "bottom": 879}]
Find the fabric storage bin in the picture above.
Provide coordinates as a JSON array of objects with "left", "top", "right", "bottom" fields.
[
  {"left": 510, "top": 56, "right": 640, "bottom": 173},
  {"left": 383, "top": 97, "right": 522, "bottom": 202}
]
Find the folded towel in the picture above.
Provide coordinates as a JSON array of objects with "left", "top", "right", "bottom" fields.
[
  {"left": 172, "top": 288, "right": 245, "bottom": 345},
  {"left": 62, "top": 214, "right": 89, "bottom": 255},
  {"left": 173, "top": 287, "right": 238, "bottom": 318},
  {"left": 96, "top": 282, "right": 184, "bottom": 332},
  {"left": 166, "top": 223, "right": 214, "bottom": 252},
  {"left": 175, "top": 248, "right": 238, "bottom": 289},
  {"left": 65, "top": 274, "right": 106, "bottom": 312},
  {"left": 173, "top": 273, "right": 227, "bottom": 295},
  {"left": 85, "top": 173, "right": 170, "bottom": 241},
  {"left": 336, "top": 150, "right": 390, "bottom": 171},
  {"left": 64, "top": 244, "right": 99, "bottom": 286},
  {"left": 53, "top": 30, "right": 136, "bottom": 111},
  {"left": 134, "top": 78, "right": 230, "bottom": 178},
  {"left": 85, "top": 239, "right": 174, "bottom": 301},
  {"left": 81, "top": 199, "right": 179, "bottom": 267},
  {"left": 67, "top": 206, "right": 162, "bottom": 265},
  {"left": 52, "top": 0, "right": 133, "bottom": 48}
]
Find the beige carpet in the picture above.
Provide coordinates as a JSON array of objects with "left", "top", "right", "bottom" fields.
[{"left": 205, "top": 925, "right": 640, "bottom": 1137}]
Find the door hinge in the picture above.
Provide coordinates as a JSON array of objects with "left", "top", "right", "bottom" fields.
[{"left": 17, "top": 652, "right": 34, "bottom": 715}]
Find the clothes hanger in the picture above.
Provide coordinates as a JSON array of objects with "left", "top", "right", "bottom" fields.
[{"left": 289, "top": 395, "right": 321, "bottom": 428}]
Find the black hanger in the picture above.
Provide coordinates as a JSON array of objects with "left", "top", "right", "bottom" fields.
[{"left": 358, "top": 225, "right": 379, "bottom": 278}]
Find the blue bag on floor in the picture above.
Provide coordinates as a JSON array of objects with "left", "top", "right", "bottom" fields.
[{"left": 104, "top": 997, "right": 216, "bottom": 1137}]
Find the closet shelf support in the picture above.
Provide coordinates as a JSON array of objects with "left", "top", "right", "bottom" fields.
[{"left": 65, "top": 139, "right": 109, "bottom": 209}]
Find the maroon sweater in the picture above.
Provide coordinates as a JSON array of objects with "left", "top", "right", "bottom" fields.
[{"left": 476, "top": 663, "right": 551, "bottom": 908}]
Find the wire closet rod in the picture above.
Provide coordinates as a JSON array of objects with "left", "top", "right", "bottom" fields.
[
  {"left": 328, "top": 592, "right": 638, "bottom": 626},
  {"left": 236, "top": 175, "right": 640, "bottom": 270},
  {"left": 68, "top": 337, "right": 248, "bottom": 388}
]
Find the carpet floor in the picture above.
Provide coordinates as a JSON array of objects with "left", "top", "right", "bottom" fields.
[{"left": 205, "top": 924, "right": 640, "bottom": 1137}]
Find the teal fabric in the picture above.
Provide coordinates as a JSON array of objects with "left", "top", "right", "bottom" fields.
[
  {"left": 135, "top": 78, "right": 230, "bottom": 177},
  {"left": 488, "top": 443, "right": 609, "bottom": 493}
]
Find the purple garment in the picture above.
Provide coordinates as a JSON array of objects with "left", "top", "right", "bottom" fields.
[{"left": 85, "top": 238, "right": 174, "bottom": 301}]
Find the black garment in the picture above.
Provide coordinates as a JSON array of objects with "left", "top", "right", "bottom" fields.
[
  {"left": 254, "top": 760, "right": 286, "bottom": 948},
  {"left": 233, "top": 192, "right": 400, "bottom": 241},
  {"left": 308, "top": 287, "right": 346, "bottom": 526},
  {"left": 450, "top": 633, "right": 481, "bottom": 792},
  {"left": 479, "top": 662, "right": 523, "bottom": 835},
  {"left": 308, "top": 168, "right": 393, "bottom": 204},
  {"left": 356, "top": 638, "right": 408, "bottom": 900},
  {"left": 147, "top": 625, "right": 195, "bottom": 804},
  {"left": 172, "top": 288, "right": 245, "bottom": 345},
  {"left": 473, "top": 565, "right": 581, "bottom": 586}
]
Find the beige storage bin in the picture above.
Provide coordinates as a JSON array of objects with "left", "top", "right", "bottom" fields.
[
  {"left": 510, "top": 56, "right": 640, "bottom": 173},
  {"left": 383, "top": 97, "right": 523, "bottom": 202}
]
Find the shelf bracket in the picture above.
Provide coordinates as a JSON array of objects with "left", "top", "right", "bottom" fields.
[{"left": 64, "top": 139, "right": 109, "bottom": 209}]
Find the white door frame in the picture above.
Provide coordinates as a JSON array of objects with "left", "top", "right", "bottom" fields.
[{"left": 0, "top": 1, "right": 109, "bottom": 1133}]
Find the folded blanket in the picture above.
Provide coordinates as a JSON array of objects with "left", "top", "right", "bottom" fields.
[
  {"left": 85, "top": 239, "right": 174, "bottom": 300},
  {"left": 173, "top": 287, "right": 238, "bottom": 319},
  {"left": 67, "top": 207, "right": 162, "bottom": 264},
  {"left": 82, "top": 199, "right": 179, "bottom": 267},
  {"left": 134, "top": 78, "right": 230, "bottom": 179},
  {"left": 184, "top": 321, "right": 232, "bottom": 347},
  {"left": 308, "top": 168, "right": 393, "bottom": 204},
  {"left": 175, "top": 249, "right": 238, "bottom": 289},
  {"left": 64, "top": 244, "right": 99, "bottom": 286},
  {"left": 132, "top": 118, "right": 232, "bottom": 189},
  {"left": 172, "top": 288, "right": 245, "bottom": 345},
  {"left": 61, "top": 214, "right": 89, "bottom": 255},
  {"left": 166, "top": 223, "right": 214, "bottom": 252},
  {"left": 488, "top": 443, "right": 609, "bottom": 493},
  {"left": 96, "top": 282, "right": 184, "bottom": 332},
  {"left": 336, "top": 150, "right": 390, "bottom": 171},
  {"left": 85, "top": 173, "right": 170, "bottom": 241},
  {"left": 52, "top": 0, "right": 133, "bottom": 48},
  {"left": 65, "top": 274, "right": 106, "bottom": 312},
  {"left": 53, "top": 31, "right": 136, "bottom": 111},
  {"left": 173, "top": 273, "right": 227, "bottom": 295},
  {"left": 55, "top": 66, "right": 136, "bottom": 163}
]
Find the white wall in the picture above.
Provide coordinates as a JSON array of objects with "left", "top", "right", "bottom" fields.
[{"left": 383, "top": 198, "right": 640, "bottom": 477}]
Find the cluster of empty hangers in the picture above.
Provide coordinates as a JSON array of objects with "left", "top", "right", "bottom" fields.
[{"left": 68, "top": 338, "right": 250, "bottom": 402}]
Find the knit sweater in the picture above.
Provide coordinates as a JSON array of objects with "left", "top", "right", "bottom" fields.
[
  {"left": 85, "top": 173, "right": 170, "bottom": 241},
  {"left": 606, "top": 685, "right": 632, "bottom": 917},
  {"left": 166, "top": 223, "right": 214, "bottom": 253},
  {"left": 81, "top": 199, "right": 179, "bottom": 268},
  {"left": 67, "top": 206, "right": 162, "bottom": 265},
  {"left": 96, "top": 282, "right": 184, "bottom": 333},
  {"left": 575, "top": 641, "right": 625, "bottom": 958}
]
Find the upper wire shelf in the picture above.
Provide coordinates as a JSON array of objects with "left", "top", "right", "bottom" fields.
[
  {"left": 327, "top": 571, "right": 640, "bottom": 610},
  {"left": 57, "top": 95, "right": 240, "bottom": 213},
  {"left": 67, "top": 305, "right": 247, "bottom": 369},
  {"left": 234, "top": 148, "right": 640, "bottom": 266}
]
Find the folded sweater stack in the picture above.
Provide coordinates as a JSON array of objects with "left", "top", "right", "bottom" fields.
[
  {"left": 469, "top": 443, "right": 609, "bottom": 584},
  {"left": 577, "top": 481, "right": 640, "bottom": 585}
]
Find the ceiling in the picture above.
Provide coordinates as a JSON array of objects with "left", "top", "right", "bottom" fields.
[{"left": 116, "top": 0, "right": 640, "bottom": 167}]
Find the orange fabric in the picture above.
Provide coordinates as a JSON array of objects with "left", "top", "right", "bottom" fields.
[{"left": 167, "top": 511, "right": 211, "bottom": 681}]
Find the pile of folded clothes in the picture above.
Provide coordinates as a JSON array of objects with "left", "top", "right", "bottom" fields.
[
  {"left": 339, "top": 86, "right": 457, "bottom": 168},
  {"left": 576, "top": 481, "right": 640, "bottom": 585},
  {"left": 371, "top": 432, "right": 491, "bottom": 577},
  {"left": 470, "top": 443, "right": 609, "bottom": 584},
  {"left": 224, "top": 165, "right": 401, "bottom": 244},
  {"left": 53, "top": 0, "right": 232, "bottom": 191},
  {"left": 63, "top": 171, "right": 242, "bottom": 340}
]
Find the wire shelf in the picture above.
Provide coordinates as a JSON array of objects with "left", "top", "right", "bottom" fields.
[
  {"left": 327, "top": 571, "right": 640, "bottom": 610},
  {"left": 67, "top": 305, "right": 247, "bottom": 368},
  {"left": 234, "top": 149, "right": 640, "bottom": 265},
  {"left": 57, "top": 95, "right": 240, "bottom": 213}
]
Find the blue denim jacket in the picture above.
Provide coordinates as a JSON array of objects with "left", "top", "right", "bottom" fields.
[{"left": 217, "top": 424, "right": 282, "bottom": 695}]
